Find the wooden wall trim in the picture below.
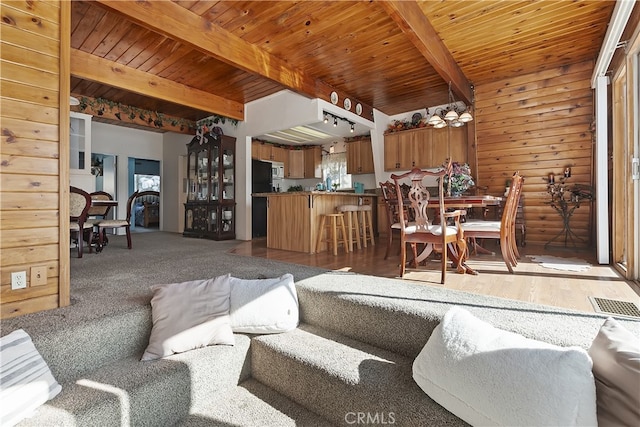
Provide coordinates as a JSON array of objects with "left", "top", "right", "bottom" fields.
[{"left": 59, "top": 0, "right": 70, "bottom": 307}]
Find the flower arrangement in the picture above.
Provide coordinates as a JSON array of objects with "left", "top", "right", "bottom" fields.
[{"left": 442, "top": 162, "right": 475, "bottom": 196}]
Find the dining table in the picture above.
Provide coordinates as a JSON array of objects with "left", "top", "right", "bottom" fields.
[{"left": 404, "top": 194, "right": 503, "bottom": 275}]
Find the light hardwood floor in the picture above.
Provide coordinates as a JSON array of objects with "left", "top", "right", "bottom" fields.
[{"left": 230, "top": 237, "right": 640, "bottom": 314}]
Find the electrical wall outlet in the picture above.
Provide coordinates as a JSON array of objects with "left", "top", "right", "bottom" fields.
[
  {"left": 31, "top": 266, "right": 47, "bottom": 287},
  {"left": 11, "top": 271, "right": 27, "bottom": 290}
]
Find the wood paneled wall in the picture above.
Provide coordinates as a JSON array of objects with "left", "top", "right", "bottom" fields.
[
  {"left": 1, "top": 0, "right": 67, "bottom": 318},
  {"left": 475, "top": 60, "right": 594, "bottom": 247}
]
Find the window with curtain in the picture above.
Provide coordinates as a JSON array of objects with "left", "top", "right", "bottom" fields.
[{"left": 321, "top": 152, "right": 351, "bottom": 190}]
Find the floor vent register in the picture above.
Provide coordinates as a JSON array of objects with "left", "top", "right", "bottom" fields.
[{"left": 589, "top": 297, "right": 640, "bottom": 319}]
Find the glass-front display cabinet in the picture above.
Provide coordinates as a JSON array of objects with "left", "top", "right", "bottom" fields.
[{"left": 183, "top": 133, "right": 236, "bottom": 240}]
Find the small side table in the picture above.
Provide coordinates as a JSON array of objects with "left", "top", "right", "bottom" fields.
[{"left": 544, "top": 178, "right": 593, "bottom": 247}]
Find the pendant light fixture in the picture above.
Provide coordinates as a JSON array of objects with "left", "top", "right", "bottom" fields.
[{"left": 425, "top": 81, "right": 473, "bottom": 128}]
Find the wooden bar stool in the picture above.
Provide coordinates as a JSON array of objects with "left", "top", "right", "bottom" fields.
[
  {"left": 315, "top": 213, "right": 350, "bottom": 255},
  {"left": 357, "top": 204, "right": 375, "bottom": 248},
  {"left": 337, "top": 205, "right": 361, "bottom": 251}
]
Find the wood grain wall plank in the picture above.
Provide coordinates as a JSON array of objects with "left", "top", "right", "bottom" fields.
[
  {"left": 0, "top": 116, "right": 59, "bottom": 141},
  {"left": 475, "top": 60, "right": 594, "bottom": 247},
  {"left": 1, "top": 3, "right": 59, "bottom": 39},
  {"left": 0, "top": 174, "right": 59, "bottom": 193},
  {"left": 1, "top": 227, "right": 58, "bottom": 248},
  {"left": 0, "top": 210, "right": 59, "bottom": 229},
  {"left": 0, "top": 23, "right": 59, "bottom": 55},
  {"left": 1, "top": 294, "right": 58, "bottom": 319},
  {"left": 1, "top": 98, "right": 59, "bottom": 125},
  {"left": 1, "top": 80, "right": 59, "bottom": 108},
  {"left": 0, "top": 243, "right": 59, "bottom": 266},
  {"left": 1, "top": 60, "right": 59, "bottom": 90},
  {"left": 0, "top": 192, "right": 59, "bottom": 210},
  {"left": 1, "top": 41, "right": 59, "bottom": 73}
]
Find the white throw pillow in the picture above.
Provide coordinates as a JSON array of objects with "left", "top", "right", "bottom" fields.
[
  {"left": 588, "top": 317, "right": 640, "bottom": 427},
  {"left": 141, "top": 274, "right": 235, "bottom": 361},
  {"left": 228, "top": 274, "right": 299, "bottom": 333},
  {"left": 413, "top": 306, "right": 597, "bottom": 426},
  {"left": 0, "top": 329, "right": 62, "bottom": 426}
]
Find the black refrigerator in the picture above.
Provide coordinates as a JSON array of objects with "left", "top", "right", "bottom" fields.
[{"left": 252, "top": 159, "right": 272, "bottom": 238}]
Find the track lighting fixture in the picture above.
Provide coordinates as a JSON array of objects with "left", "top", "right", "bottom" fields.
[{"left": 323, "top": 111, "right": 356, "bottom": 133}]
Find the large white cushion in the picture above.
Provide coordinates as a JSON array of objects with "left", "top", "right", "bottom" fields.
[
  {"left": 588, "top": 317, "right": 640, "bottom": 427},
  {"left": 228, "top": 273, "right": 299, "bottom": 334},
  {"left": 141, "top": 274, "right": 235, "bottom": 361},
  {"left": 413, "top": 306, "right": 597, "bottom": 426},
  {"left": 0, "top": 329, "right": 62, "bottom": 426}
]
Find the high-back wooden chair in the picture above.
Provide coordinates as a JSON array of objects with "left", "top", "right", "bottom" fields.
[
  {"left": 87, "top": 191, "right": 114, "bottom": 243},
  {"left": 95, "top": 191, "right": 139, "bottom": 249},
  {"left": 379, "top": 181, "right": 401, "bottom": 260},
  {"left": 461, "top": 172, "right": 524, "bottom": 273},
  {"left": 69, "top": 186, "right": 93, "bottom": 258},
  {"left": 391, "top": 162, "right": 467, "bottom": 284}
]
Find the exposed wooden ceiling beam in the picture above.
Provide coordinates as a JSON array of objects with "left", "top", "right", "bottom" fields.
[
  {"left": 379, "top": 1, "right": 473, "bottom": 104},
  {"left": 70, "top": 48, "right": 244, "bottom": 121},
  {"left": 94, "top": 0, "right": 374, "bottom": 120}
]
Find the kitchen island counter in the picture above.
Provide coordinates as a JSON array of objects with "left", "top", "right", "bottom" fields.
[{"left": 252, "top": 191, "right": 377, "bottom": 253}]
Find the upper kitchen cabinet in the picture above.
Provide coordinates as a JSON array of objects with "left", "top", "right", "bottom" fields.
[
  {"left": 304, "top": 146, "right": 322, "bottom": 178},
  {"left": 252, "top": 141, "right": 288, "bottom": 166},
  {"left": 69, "top": 111, "right": 95, "bottom": 191},
  {"left": 346, "top": 137, "right": 374, "bottom": 174},
  {"left": 384, "top": 127, "right": 466, "bottom": 171},
  {"left": 288, "top": 149, "right": 305, "bottom": 178},
  {"left": 431, "top": 127, "right": 467, "bottom": 166},
  {"left": 384, "top": 129, "right": 427, "bottom": 171}
]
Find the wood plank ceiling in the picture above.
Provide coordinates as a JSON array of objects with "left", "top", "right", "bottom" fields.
[{"left": 69, "top": 0, "right": 614, "bottom": 129}]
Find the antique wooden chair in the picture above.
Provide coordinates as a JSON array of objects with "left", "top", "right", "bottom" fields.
[
  {"left": 69, "top": 186, "right": 94, "bottom": 258},
  {"left": 96, "top": 191, "right": 138, "bottom": 249},
  {"left": 461, "top": 172, "right": 524, "bottom": 273},
  {"left": 391, "top": 162, "right": 467, "bottom": 284},
  {"left": 379, "top": 181, "right": 413, "bottom": 259},
  {"left": 87, "top": 191, "right": 114, "bottom": 246}
]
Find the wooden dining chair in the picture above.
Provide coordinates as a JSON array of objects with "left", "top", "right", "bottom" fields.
[
  {"left": 69, "top": 186, "right": 94, "bottom": 258},
  {"left": 461, "top": 172, "right": 524, "bottom": 273},
  {"left": 96, "top": 191, "right": 138, "bottom": 249},
  {"left": 87, "top": 191, "right": 114, "bottom": 245},
  {"left": 379, "top": 181, "right": 401, "bottom": 260},
  {"left": 391, "top": 162, "right": 467, "bottom": 284}
]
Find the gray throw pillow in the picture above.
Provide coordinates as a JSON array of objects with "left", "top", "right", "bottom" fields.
[
  {"left": 141, "top": 274, "right": 235, "bottom": 361},
  {"left": 588, "top": 317, "right": 640, "bottom": 427}
]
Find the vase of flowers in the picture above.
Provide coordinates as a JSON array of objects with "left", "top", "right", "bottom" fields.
[{"left": 442, "top": 162, "right": 475, "bottom": 196}]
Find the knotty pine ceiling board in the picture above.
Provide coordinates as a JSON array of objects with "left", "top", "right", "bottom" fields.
[{"left": 423, "top": 0, "right": 614, "bottom": 85}]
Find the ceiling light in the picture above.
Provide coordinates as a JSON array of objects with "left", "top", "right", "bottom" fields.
[
  {"left": 459, "top": 111, "right": 473, "bottom": 123},
  {"left": 444, "top": 109, "right": 459, "bottom": 121},
  {"left": 333, "top": 117, "right": 338, "bottom": 127},
  {"left": 426, "top": 81, "right": 473, "bottom": 128},
  {"left": 323, "top": 114, "right": 329, "bottom": 124},
  {"left": 70, "top": 96, "right": 80, "bottom": 106},
  {"left": 427, "top": 113, "right": 443, "bottom": 125},
  {"left": 350, "top": 123, "right": 355, "bottom": 133}
]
